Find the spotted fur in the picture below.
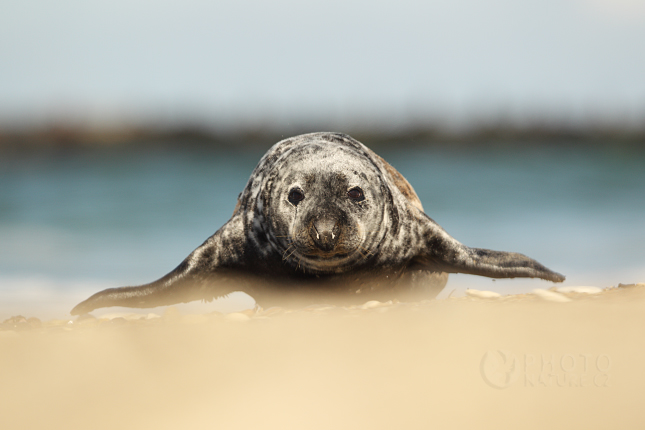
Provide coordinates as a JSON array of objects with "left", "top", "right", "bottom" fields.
[{"left": 71, "top": 132, "right": 565, "bottom": 314}]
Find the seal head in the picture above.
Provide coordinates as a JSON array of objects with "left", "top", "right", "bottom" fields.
[{"left": 71, "top": 132, "right": 565, "bottom": 314}]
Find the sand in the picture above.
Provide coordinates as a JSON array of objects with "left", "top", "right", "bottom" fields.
[{"left": 1, "top": 284, "right": 644, "bottom": 430}]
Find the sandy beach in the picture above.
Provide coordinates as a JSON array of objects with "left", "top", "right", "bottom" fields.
[{"left": 1, "top": 284, "right": 644, "bottom": 430}]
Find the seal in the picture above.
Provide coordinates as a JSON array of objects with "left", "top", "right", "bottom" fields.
[{"left": 71, "top": 132, "right": 565, "bottom": 314}]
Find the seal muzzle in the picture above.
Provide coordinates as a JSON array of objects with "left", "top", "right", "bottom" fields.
[{"left": 310, "top": 218, "right": 341, "bottom": 252}]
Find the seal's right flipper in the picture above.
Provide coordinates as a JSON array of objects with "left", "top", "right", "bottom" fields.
[
  {"left": 69, "top": 259, "right": 239, "bottom": 315},
  {"left": 70, "top": 216, "right": 247, "bottom": 315}
]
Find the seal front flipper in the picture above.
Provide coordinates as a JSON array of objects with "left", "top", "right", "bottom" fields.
[
  {"left": 71, "top": 215, "right": 247, "bottom": 315},
  {"left": 413, "top": 213, "right": 565, "bottom": 282}
]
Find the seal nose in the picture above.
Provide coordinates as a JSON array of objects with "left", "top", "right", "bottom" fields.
[{"left": 310, "top": 218, "right": 341, "bottom": 252}]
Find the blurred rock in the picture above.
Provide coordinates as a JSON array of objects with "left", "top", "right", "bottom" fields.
[
  {"left": 532, "top": 288, "right": 572, "bottom": 303},
  {"left": 556, "top": 286, "right": 602, "bottom": 294},
  {"left": 466, "top": 289, "right": 502, "bottom": 299},
  {"left": 225, "top": 313, "right": 251, "bottom": 322}
]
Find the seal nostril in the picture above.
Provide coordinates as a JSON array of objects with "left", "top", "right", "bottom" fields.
[{"left": 310, "top": 219, "right": 340, "bottom": 252}]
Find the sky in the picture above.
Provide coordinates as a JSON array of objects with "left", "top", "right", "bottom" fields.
[{"left": 1, "top": 0, "right": 645, "bottom": 130}]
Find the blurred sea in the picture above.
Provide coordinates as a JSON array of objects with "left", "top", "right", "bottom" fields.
[{"left": 1, "top": 140, "right": 644, "bottom": 318}]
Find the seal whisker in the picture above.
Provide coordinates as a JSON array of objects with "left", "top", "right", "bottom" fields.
[
  {"left": 281, "top": 242, "right": 296, "bottom": 259},
  {"left": 283, "top": 246, "right": 298, "bottom": 262},
  {"left": 358, "top": 245, "right": 374, "bottom": 260},
  {"left": 359, "top": 245, "right": 373, "bottom": 256},
  {"left": 282, "top": 248, "right": 293, "bottom": 261}
]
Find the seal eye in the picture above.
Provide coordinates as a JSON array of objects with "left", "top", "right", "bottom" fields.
[
  {"left": 347, "top": 187, "right": 365, "bottom": 201},
  {"left": 288, "top": 189, "right": 305, "bottom": 205}
]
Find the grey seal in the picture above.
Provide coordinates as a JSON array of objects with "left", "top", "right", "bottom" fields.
[{"left": 71, "top": 132, "right": 564, "bottom": 314}]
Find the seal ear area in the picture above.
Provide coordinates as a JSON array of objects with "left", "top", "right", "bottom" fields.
[
  {"left": 373, "top": 154, "right": 423, "bottom": 212},
  {"left": 413, "top": 215, "right": 565, "bottom": 282}
]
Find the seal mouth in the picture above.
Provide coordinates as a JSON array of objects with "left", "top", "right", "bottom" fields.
[
  {"left": 280, "top": 243, "right": 364, "bottom": 273},
  {"left": 304, "top": 252, "right": 350, "bottom": 260}
]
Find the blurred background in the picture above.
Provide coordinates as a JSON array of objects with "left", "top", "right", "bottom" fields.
[{"left": 1, "top": 0, "right": 644, "bottom": 318}]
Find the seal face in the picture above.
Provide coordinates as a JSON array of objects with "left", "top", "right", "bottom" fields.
[
  {"left": 71, "top": 132, "right": 565, "bottom": 315},
  {"left": 262, "top": 143, "right": 386, "bottom": 274}
]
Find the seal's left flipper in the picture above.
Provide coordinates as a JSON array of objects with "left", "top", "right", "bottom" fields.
[
  {"left": 70, "top": 215, "right": 247, "bottom": 315},
  {"left": 413, "top": 213, "right": 565, "bottom": 282}
]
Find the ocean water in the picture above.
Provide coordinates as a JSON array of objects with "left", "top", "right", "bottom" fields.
[{"left": 1, "top": 141, "right": 644, "bottom": 318}]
